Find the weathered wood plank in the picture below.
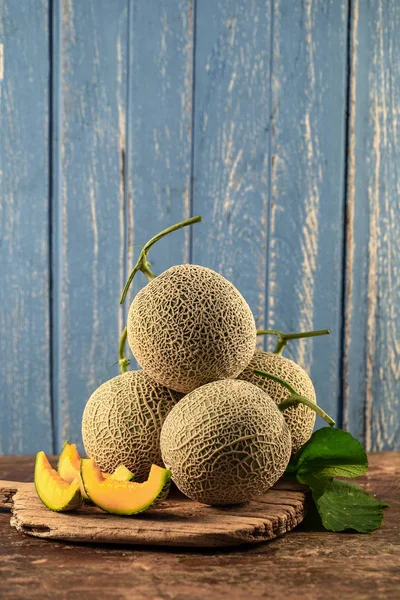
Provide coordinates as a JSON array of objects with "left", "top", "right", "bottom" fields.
[
  {"left": 191, "top": 0, "right": 272, "bottom": 331},
  {"left": 0, "top": 0, "right": 53, "bottom": 454},
  {"left": 124, "top": 0, "right": 194, "bottom": 306},
  {"left": 0, "top": 454, "right": 398, "bottom": 600},
  {"left": 0, "top": 479, "right": 307, "bottom": 547},
  {"left": 1, "top": 0, "right": 399, "bottom": 457},
  {"left": 266, "top": 0, "right": 348, "bottom": 425},
  {"left": 59, "top": 0, "right": 128, "bottom": 452},
  {"left": 343, "top": 0, "right": 400, "bottom": 450}
]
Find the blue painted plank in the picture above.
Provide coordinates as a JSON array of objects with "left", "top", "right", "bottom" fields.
[
  {"left": 124, "top": 1, "right": 194, "bottom": 300},
  {"left": 59, "top": 0, "right": 128, "bottom": 452},
  {"left": 0, "top": 0, "right": 53, "bottom": 454},
  {"left": 343, "top": 0, "right": 400, "bottom": 450},
  {"left": 51, "top": 0, "right": 63, "bottom": 454},
  {"left": 191, "top": 0, "right": 272, "bottom": 331},
  {"left": 265, "top": 0, "right": 348, "bottom": 426},
  {"left": 192, "top": 0, "right": 348, "bottom": 429}
]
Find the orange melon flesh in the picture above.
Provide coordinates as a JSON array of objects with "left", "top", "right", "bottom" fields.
[
  {"left": 58, "top": 441, "right": 81, "bottom": 481},
  {"left": 35, "top": 451, "right": 82, "bottom": 512},
  {"left": 58, "top": 442, "right": 133, "bottom": 500},
  {"left": 81, "top": 459, "right": 171, "bottom": 515},
  {"left": 58, "top": 441, "right": 89, "bottom": 499},
  {"left": 105, "top": 464, "right": 134, "bottom": 482}
]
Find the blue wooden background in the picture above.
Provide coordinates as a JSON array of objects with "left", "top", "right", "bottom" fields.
[{"left": 0, "top": 0, "right": 399, "bottom": 455}]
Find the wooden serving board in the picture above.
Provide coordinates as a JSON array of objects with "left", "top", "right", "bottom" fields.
[{"left": 0, "top": 479, "right": 307, "bottom": 548}]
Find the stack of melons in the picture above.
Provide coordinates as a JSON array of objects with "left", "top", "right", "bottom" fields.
[{"left": 81, "top": 217, "right": 331, "bottom": 506}]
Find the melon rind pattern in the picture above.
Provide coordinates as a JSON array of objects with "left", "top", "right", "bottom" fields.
[
  {"left": 160, "top": 379, "right": 291, "bottom": 505},
  {"left": 82, "top": 370, "right": 182, "bottom": 482},
  {"left": 237, "top": 351, "right": 317, "bottom": 453},
  {"left": 127, "top": 264, "right": 257, "bottom": 393}
]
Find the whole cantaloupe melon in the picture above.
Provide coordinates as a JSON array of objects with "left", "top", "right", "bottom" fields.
[
  {"left": 127, "top": 264, "right": 257, "bottom": 394},
  {"left": 82, "top": 370, "right": 181, "bottom": 481},
  {"left": 160, "top": 379, "right": 291, "bottom": 505},
  {"left": 237, "top": 351, "right": 316, "bottom": 453}
]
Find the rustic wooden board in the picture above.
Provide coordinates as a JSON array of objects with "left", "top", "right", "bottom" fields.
[
  {"left": 0, "top": 479, "right": 307, "bottom": 548},
  {"left": 342, "top": 0, "right": 400, "bottom": 451},
  {"left": 0, "top": 0, "right": 53, "bottom": 454},
  {"left": 0, "top": 454, "right": 398, "bottom": 600}
]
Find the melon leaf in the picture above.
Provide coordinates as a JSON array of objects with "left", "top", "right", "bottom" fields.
[
  {"left": 288, "top": 427, "right": 368, "bottom": 479},
  {"left": 287, "top": 428, "right": 388, "bottom": 534},
  {"left": 307, "top": 477, "right": 388, "bottom": 534}
]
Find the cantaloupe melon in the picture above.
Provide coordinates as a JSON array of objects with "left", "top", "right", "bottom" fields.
[
  {"left": 58, "top": 441, "right": 133, "bottom": 500},
  {"left": 160, "top": 379, "right": 291, "bottom": 505},
  {"left": 237, "top": 351, "right": 317, "bottom": 452},
  {"left": 82, "top": 370, "right": 181, "bottom": 481},
  {"left": 127, "top": 264, "right": 257, "bottom": 393},
  {"left": 35, "top": 451, "right": 82, "bottom": 512},
  {"left": 81, "top": 459, "right": 171, "bottom": 515}
]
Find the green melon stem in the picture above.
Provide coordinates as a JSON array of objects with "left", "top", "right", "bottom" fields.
[
  {"left": 253, "top": 369, "right": 335, "bottom": 427},
  {"left": 120, "top": 215, "right": 202, "bottom": 304},
  {"left": 141, "top": 263, "right": 157, "bottom": 282},
  {"left": 118, "top": 326, "right": 130, "bottom": 374},
  {"left": 256, "top": 328, "right": 331, "bottom": 355}
]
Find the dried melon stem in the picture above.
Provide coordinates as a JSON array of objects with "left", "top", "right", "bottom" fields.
[
  {"left": 120, "top": 215, "right": 202, "bottom": 305},
  {"left": 257, "top": 328, "right": 331, "bottom": 355},
  {"left": 253, "top": 369, "right": 335, "bottom": 427}
]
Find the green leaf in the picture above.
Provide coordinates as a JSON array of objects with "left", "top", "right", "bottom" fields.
[
  {"left": 291, "top": 427, "right": 368, "bottom": 480},
  {"left": 288, "top": 428, "right": 388, "bottom": 534},
  {"left": 304, "top": 477, "right": 388, "bottom": 534}
]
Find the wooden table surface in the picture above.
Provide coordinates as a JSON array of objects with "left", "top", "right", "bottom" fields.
[{"left": 0, "top": 453, "right": 399, "bottom": 600}]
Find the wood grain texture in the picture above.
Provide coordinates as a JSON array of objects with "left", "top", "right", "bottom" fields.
[
  {"left": 343, "top": 0, "right": 400, "bottom": 450},
  {"left": 0, "top": 454, "right": 398, "bottom": 600},
  {"left": 266, "top": 0, "right": 348, "bottom": 425},
  {"left": 124, "top": 0, "right": 194, "bottom": 310},
  {"left": 0, "top": 478, "right": 307, "bottom": 548},
  {"left": 1, "top": 1, "right": 400, "bottom": 455},
  {"left": 191, "top": 0, "right": 272, "bottom": 331},
  {"left": 0, "top": 0, "right": 53, "bottom": 454},
  {"left": 58, "top": 0, "right": 128, "bottom": 452}
]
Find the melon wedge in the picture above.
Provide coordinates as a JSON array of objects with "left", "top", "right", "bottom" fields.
[
  {"left": 81, "top": 459, "right": 171, "bottom": 515},
  {"left": 105, "top": 464, "right": 134, "bottom": 482},
  {"left": 58, "top": 441, "right": 133, "bottom": 499},
  {"left": 35, "top": 451, "right": 82, "bottom": 512},
  {"left": 58, "top": 441, "right": 81, "bottom": 482}
]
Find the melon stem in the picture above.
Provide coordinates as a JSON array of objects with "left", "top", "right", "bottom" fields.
[
  {"left": 253, "top": 369, "right": 335, "bottom": 427},
  {"left": 120, "top": 215, "right": 202, "bottom": 304},
  {"left": 277, "top": 395, "right": 335, "bottom": 426},
  {"left": 118, "top": 250, "right": 157, "bottom": 373},
  {"left": 118, "top": 326, "right": 130, "bottom": 374},
  {"left": 141, "top": 263, "right": 157, "bottom": 282},
  {"left": 256, "top": 328, "right": 331, "bottom": 355}
]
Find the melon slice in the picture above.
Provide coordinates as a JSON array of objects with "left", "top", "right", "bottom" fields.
[
  {"left": 81, "top": 459, "right": 171, "bottom": 515},
  {"left": 58, "top": 441, "right": 81, "bottom": 482},
  {"left": 35, "top": 451, "right": 82, "bottom": 512},
  {"left": 58, "top": 441, "right": 133, "bottom": 500},
  {"left": 105, "top": 464, "right": 134, "bottom": 482}
]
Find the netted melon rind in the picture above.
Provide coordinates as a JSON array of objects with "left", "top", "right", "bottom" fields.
[
  {"left": 160, "top": 379, "right": 291, "bottom": 505},
  {"left": 81, "top": 370, "right": 182, "bottom": 482},
  {"left": 127, "top": 264, "right": 257, "bottom": 393},
  {"left": 237, "top": 351, "right": 316, "bottom": 453}
]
